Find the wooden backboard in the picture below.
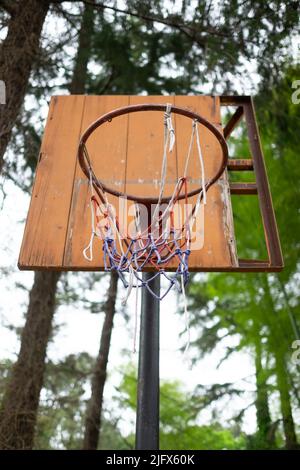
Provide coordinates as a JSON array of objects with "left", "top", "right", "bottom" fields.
[{"left": 18, "top": 95, "right": 239, "bottom": 271}]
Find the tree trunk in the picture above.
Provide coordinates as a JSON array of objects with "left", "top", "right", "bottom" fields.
[
  {"left": 0, "top": 3, "right": 94, "bottom": 449},
  {"left": 254, "top": 338, "right": 274, "bottom": 448},
  {"left": 273, "top": 347, "right": 299, "bottom": 449},
  {"left": 0, "top": 272, "right": 60, "bottom": 449},
  {"left": 262, "top": 275, "right": 298, "bottom": 449},
  {"left": 69, "top": 3, "right": 94, "bottom": 94},
  {"left": 0, "top": 0, "right": 50, "bottom": 173},
  {"left": 277, "top": 276, "right": 300, "bottom": 340},
  {"left": 83, "top": 272, "right": 119, "bottom": 450}
]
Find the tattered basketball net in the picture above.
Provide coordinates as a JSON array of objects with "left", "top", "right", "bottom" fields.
[{"left": 78, "top": 104, "right": 228, "bottom": 349}]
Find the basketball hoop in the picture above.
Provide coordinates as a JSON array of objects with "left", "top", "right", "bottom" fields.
[
  {"left": 18, "top": 94, "right": 283, "bottom": 449},
  {"left": 78, "top": 103, "right": 229, "bottom": 304}
]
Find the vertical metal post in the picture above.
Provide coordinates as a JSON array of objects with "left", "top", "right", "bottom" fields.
[{"left": 135, "top": 272, "right": 160, "bottom": 450}]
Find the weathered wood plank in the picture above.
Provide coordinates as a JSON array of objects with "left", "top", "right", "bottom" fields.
[
  {"left": 19, "top": 95, "right": 85, "bottom": 269},
  {"left": 19, "top": 95, "right": 238, "bottom": 271},
  {"left": 63, "top": 95, "right": 130, "bottom": 269}
]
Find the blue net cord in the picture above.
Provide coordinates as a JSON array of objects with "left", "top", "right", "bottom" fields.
[{"left": 101, "top": 230, "right": 191, "bottom": 301}]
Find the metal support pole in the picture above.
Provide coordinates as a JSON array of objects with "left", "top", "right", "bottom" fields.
[{"left": 135, "top": 272, "right": 160, "bottom": 450}]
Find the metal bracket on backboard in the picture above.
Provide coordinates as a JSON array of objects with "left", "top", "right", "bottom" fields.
[{"left": 221, "top": 96, "right": 283, "bottom": 272}]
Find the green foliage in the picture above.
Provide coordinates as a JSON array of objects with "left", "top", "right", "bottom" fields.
[
  {"left": 117, "top": 365, "right": 246, "bottom": 450},
  {"left": 32, "top": 353, "right": 129, "bottom": 450},
  {"left": 187, "top": 64, "right": 300, "bottom": 448},
  {"left": 87, "top": 0, "right": 300, "bottom": 94},
  {"left": 35, "top": 353, "right": 92, "bottom": 449},
  {"left": 256, "top": 63, "right": 300, "bottom": 279}
]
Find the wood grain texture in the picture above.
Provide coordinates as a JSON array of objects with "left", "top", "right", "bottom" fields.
[
  {"left": 19, "top": 95, "right": 238, "bottom": 271},
  {"left": 18, "top": 95, "right": 85, "bottom": 269},
  {"left": 63, "top": 95, "right": 129, "bottom": 269}
]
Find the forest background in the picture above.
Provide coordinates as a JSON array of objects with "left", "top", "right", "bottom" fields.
[{"left": 0, "top": 0, "right": 299, "bottom": 450}]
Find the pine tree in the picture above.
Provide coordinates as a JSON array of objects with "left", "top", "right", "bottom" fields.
[
  {"left": 83, "top": 272, "right": 119, "bottom": 449},
  {"left": 0, "top": 0, "right": 50, "bottom": 172},
  {"left": 0, "top": 3, "right": 95, "bottom": 449}
]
